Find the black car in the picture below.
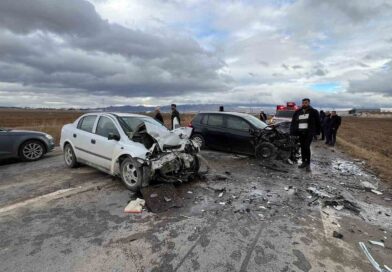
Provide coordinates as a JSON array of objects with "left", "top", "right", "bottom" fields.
[
  {"left": 0, "top": 128, "right": 55, "bottom": 161},
  {"left": 190, "top": 112, "right": 298, "bottom": 161}
]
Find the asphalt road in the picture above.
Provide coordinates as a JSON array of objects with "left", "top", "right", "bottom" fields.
[{"left": 1, "top": 143, "right": 392, "bottom": 272}]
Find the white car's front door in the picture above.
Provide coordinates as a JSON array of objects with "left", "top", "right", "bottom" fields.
[{"left": 90, "top": 116, "right": 121, "bottom": 171}]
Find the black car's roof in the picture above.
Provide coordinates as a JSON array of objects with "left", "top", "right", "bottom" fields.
[{"left": 197, "top": 111, "right": 255, "bottom": 117}]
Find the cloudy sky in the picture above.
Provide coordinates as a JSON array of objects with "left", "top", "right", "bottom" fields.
[{"left": 0, "top": 0, "right": 392, "bottom": 108}]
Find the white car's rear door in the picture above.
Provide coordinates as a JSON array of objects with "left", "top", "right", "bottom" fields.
[{"left": 73, "top": 115, "right": 98, "bottom": 162}]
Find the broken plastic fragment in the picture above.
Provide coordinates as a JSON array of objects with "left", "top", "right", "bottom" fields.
[
  {"left": 124, "top": 198, "right": 145, "bottom": 213},
  {"left": 368, "top": 240, "right": 385, "bottom": 247},
  {"left": 371, "top": 189, "right": 383, "bottom": 195},
  {"left": 219, "top": 202, "right": 226, "bottom": 205},
  {"left": 218, "top": 192, "right": 224, "bottom": 198}
]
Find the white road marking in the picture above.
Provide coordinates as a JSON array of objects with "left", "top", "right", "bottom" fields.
[{"left": 0, "top": 187, "right": 78, "bottom": 214}]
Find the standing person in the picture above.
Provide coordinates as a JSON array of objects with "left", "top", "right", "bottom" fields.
[
  {"left": 319, "top": 110, "right": 326, "bottom": 140},
  {"left": 324, "top": 111, "right": 332, "bottom": 145},
  {"left": 330, "top": 111, "right": 341, "bottom": 146},
  {"left": 259, "top": 111, "right": 267, "bottom": 122},
  {"left": 154, "top": 106, "right": 164, "bottom": 124},
  {"left": 171, "top": 104, "right": 181, "bottom": 129},
  {"left": 290, "top": 98, "right": 321, "bottom": 171}
]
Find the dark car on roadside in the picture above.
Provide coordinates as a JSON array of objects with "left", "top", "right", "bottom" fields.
[
  {"left": 0, "top": 128, "right": 55, "bottom": 161},
  {"left": 189, "top": 112, "right": 298, "bottom": 161}
]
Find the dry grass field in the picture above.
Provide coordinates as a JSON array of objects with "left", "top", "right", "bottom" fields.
[
  {"left": 0, "top": 109, "right": 195, "bottom": 144},
  {"left": 337, "top": 116, "right": 392, "bottom": 182}
]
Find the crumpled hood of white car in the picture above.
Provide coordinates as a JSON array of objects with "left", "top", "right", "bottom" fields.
[{"left": 144, "top": 122, "right": 193, "bottom": 150}]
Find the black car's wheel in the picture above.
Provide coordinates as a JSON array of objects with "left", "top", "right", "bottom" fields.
[
  {"left": 255, "top": 142, "right": 277, "bottom": 160},
  {"left": 120, "top": 157, "right": 144, "bottom": 192},
  {"left": 19, "top": 140, "right": 45, "bottom": 161},
  {"left": 191, "top": 134, "right": 205, "bottom": 149},
  {"left": 64, "top": 144, "right": 78, "bottom": 168}
]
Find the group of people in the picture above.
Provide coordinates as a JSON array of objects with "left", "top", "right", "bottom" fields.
[
  {"left": 319, "top": 110, "right": 342, "bottom": 146},
  {"left": 154, "top": 104, "right": 181, "bottom": 130}
]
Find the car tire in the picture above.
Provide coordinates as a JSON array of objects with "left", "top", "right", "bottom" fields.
[
  {"left": 255, "top": 142, "right": 277, "bottom": 160},
  {"left": 64, "top": 144, "right": 78, "bottom": 168},
  {"left": 19, "top": 140, "right": 45, "bottom": 161},
  {"left": 120, "top": 157, "right": 144, "bottom": 192},
  {"left": 191, "top": 134, "right": 205, "bottom": 149}
]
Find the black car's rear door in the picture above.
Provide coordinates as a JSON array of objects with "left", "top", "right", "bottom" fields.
[
  {"left": 224, "top": 116, "right": 254, "bottom": 155},
  {"left": 203, "top": 114, "right": 229, "bottom": 151}
]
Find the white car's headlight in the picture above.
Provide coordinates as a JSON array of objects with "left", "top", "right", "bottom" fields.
[{"left": 45, "top": 134, "right": 54, "bottom": 140}]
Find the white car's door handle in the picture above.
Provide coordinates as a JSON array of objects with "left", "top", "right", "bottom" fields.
[{"left": 91, "top": 139, "right": 96, "bottom": 144}]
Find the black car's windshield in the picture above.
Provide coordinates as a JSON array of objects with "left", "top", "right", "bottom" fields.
[
  {"left": 275, "top": 110, "right": 295, "bottom": 118},
  {"left": 242, "top": 115, "right": 268, "bottom": 129},
  {"left": 117, "top": 116, "right": 168, "bottom": 135}
]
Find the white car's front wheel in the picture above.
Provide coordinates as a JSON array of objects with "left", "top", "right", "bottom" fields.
[{"left": 120, "top": 157, "right": 143, "bottom": 192}]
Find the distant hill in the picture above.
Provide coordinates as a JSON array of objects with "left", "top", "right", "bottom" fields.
[{"left": 93, "top": 103, "right": 276, "bottom": 114}]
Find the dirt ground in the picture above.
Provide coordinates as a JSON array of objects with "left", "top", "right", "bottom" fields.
[
  {"left": 337, "top": 116, "right": 392, "bottom": 183},
  {"left": 1, "top": 142, "right": 392, "bottom": 272}
]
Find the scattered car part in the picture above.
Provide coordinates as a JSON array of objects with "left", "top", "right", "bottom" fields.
[
  {"left": 368, "top": 240, "right": 385, "bottom": 248},
  {"left": 124, "top": 198, "right": 145, "bottom": 213},
  {"left": 359, "top": 242, "right": 389, "bottom": 272}
]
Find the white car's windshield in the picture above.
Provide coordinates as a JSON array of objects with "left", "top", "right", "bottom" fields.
[
  {"left": 243, "top": 115, "right": 268, "bottom": 129},
  {"left": 118, "top": 116, "right": 168, "bottom": 135}
]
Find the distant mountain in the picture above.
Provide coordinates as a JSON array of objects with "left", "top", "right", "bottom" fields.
[{"left": 94, "top": 103, "right": 277, "bottom": 114}]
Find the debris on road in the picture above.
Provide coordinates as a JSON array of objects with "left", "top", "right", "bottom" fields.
[
  {"left": 124, "top": 198, "right": 145, "bottom": 213},
  {"left": 361, "top": 181, "right": 378, "bottom": 191},
  {"left": 140, "top": 184, "right": 183, "bottom": 213},
  {"left": 371, "top": 189, "right": 383, "bottom": 195},
  {"left": 359, "top": 242, "right": 390, "bottom": 272},
  {"left": 368, "top": 240, "right": 385, "bottom": 248},
  {"left": 332, "top": 231, "right": 343, "bottom": 239}
]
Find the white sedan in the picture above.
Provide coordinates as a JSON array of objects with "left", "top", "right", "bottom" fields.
[{"left": 60, "top": 112, "right": 200, "bottom": 191}]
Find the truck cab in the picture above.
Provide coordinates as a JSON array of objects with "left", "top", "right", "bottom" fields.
[{"left": 270, "top": 102, "right": 298, "bottom": 124}]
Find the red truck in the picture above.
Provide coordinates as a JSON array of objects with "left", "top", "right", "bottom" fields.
[{"left": 270, "top": 102, "right": 299, "bottom": 124}]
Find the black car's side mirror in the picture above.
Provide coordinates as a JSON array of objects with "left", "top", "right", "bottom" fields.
[
  {"left": 249, "top": 128, "right": 255, "bottom": 135},
  {"left": 108, "top": 132, "right": 120, "bottom": 141}
]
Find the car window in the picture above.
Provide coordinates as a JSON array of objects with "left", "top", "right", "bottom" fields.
[
  {"left": 96, "top": 116, "right": 119, "bottom": 138},
  {"left": 226, "top": 116, "right": 250, "bottom": 131},
  {"left": 201, "top": 114, "right": 208, "bottom": 125},
  {"left": 207, "top": 114, "right": 224, "bottom": 127},
  {"left": 78, "top": 115, "right": 97, "bottom": 133}
]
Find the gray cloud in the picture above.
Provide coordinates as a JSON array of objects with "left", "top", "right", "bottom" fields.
[
  {"left": 348, "top": 61, "right": 392, "bottom": 96},
  {"left": 0, "top": 0, "right": 229, "bottom": 99}
]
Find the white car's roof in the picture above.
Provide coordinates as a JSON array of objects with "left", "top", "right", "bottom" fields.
[{"left": 83, "top": 112, "right": 150, "bottom": 118}]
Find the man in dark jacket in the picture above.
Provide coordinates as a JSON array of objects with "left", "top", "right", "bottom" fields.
[
  {"left": 171, "top": 104, "right": 181, "bottom": 129},
  {"left": 330, "top": 111, "right": 341, "bottom": 146},
  {"left": 319, "top": 110, "right": 326, "bottom": 140},
  {"left": 259, "top": 111, "right": 267, "bottom": 122},
  {"left": 324, "top": 111, "right": 332, "bottom": 145},
  {"left": 154, "top": 107, "right": 164, "bottom": 124},
  {"left": 290, "top": 98, "right": 321, "bottom": 171}
]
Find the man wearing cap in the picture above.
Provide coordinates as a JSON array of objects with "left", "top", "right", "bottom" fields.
[{"left": 290, "top": 98, "right": 321, "bottom": 171}]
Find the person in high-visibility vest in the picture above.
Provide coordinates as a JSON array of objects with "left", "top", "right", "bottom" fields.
[{"left": 290, "top": 98, "right": 321, "bottom": 171}]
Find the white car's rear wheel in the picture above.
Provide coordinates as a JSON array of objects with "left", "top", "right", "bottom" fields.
[
  {"left": 64, "top": 144, "right": 78, "bottom": 168},
  {"left": 120, "top": 157, "right": 143, "bottom": 191}
]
